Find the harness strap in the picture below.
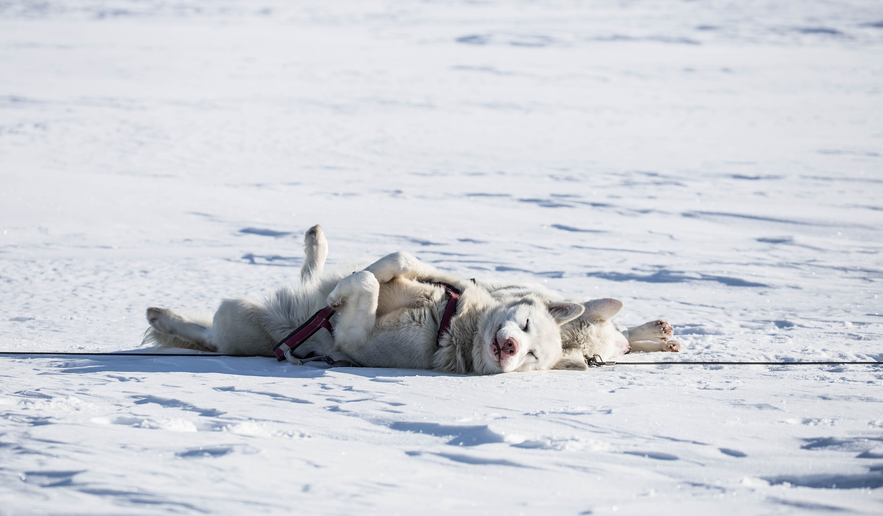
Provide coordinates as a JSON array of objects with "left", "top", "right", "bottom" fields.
[
  {"left": 430, "top": 282, "right": 462, "bottom": 346},
  {"left": 273, "top": 306, "right": 336, "bottom": 362}
]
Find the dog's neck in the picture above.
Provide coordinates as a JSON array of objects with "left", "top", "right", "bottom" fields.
[{"left": 433, "top": 286, "right": 497, "bottom": 374}]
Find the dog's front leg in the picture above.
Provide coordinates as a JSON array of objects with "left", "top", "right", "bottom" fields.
[
  {"left": 626, "top": 320, "right": 681, "bottom": 352},
  {"left": 326, "top": 271, "right": 380, "bottom": 356},
  {"left": 364, "top": 251, "right": 443, "bottom": 284}
]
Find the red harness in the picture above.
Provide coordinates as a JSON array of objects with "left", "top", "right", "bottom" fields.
[
  {"left": 432, "top": 282, "right": 462, "bottom": 346},
  {"left": 273, "top": 281, "right": 462, "bottom": 364},
  {"left": 273, "top": 306, "right": 336, "bottom": 362}
]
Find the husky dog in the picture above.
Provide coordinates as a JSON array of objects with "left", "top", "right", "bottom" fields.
[{"left": 145, "top": 225, "right": 678, "bottom": 374}]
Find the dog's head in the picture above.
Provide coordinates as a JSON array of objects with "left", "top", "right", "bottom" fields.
[{"left": 473, "top": 295, "right": 584, "bottom": 374}]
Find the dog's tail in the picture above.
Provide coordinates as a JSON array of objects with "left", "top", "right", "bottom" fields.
[{"left": 141, "top": 312, "right": 215, "bottom": 352}]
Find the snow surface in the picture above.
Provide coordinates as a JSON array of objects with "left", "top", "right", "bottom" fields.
[{"left": 2, "top": 0, "right": 883, "bottom": 513}]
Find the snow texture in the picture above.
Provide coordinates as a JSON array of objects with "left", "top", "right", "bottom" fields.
[{"left": 1, "top": 0, "right": 882, "bottom": 513}]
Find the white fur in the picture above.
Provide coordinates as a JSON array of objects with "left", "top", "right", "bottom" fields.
[{"left": 144, "top": 225, "right": 679, "bottom": 373}]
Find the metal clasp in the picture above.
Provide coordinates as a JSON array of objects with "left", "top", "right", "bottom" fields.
[{"left": 586, "top": 354, "right": 606, "bottom": 367}]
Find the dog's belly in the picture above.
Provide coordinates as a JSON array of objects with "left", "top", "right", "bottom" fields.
[{"left": 348, "top": 306, "right": 440, "bottom": 369}]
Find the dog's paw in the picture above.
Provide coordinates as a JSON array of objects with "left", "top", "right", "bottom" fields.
[
  {"left": 653, "top": 319, "right": 674, "bottom": 339},
  {"left": 327, "top": 271, "right": 379, "bottom": 308},
  {"left": 664, "top": 340, "right": 681, "bottom": 352},
  {"left": 305, "top": 224, "right": 323, "bottom": 240},
  {"left": 326, "top": 281, "right": 348, "bottom": 308},
  {"left": 146, "top": 307, "right": 180, "bottom": 334},
  {"left": 326, "top": 276, "right": 353, "bottom": 308},
  {"left": 327, "top": 292, "right": 345, "bottom": 309},
  {"left": 627, "top": 319, "right": 674, "bottom": 343},
  {"left": 304, "top": 224, "right": 326, "bottom": 250}
]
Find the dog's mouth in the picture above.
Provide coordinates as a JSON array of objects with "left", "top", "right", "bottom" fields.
[{"left": 490, "top": 325, "right": 503, "bottom": 363}]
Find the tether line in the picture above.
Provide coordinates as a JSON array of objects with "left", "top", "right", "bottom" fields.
[
  {"left": 0, "top": 351, "right": 879, "bottom": 365},
  {"left": 610, "top": 361, "right": 881, "bottom": 366},
  {"left": 0, "top": 351, "right": 261, "bottom": 357}
]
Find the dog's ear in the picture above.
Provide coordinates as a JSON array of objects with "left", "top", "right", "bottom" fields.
[
  {"left": 547, "top": 302, "right": 585, "bottom": 326},
  {"left": 552, "top": 355, "right": 589, "bottom": 371},
  {"left": 582, "top": 298, "right": 623, "bottom": 321}
]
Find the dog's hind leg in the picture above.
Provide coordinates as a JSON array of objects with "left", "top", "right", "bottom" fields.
[
  {"left": 301, "top": 224, "right": 328, "bottom": 284},
  {"left": 146, "top": 307, "right": 217, "bottom": 351},
  {"left": 326, "top": 271, "right": 379, "bottom": 356},
  {"left": 626, "top": 320, "right": 680, "bottom": 352},
  {"left": 209, "top": 298, "right": 276, "bottom": 355}
]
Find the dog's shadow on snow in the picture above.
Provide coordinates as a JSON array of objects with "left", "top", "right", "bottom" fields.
[{"left": 54, "top": 353, "right": 453, "bottom": 379}]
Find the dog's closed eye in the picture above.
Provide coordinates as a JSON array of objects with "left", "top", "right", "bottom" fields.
[{"left": 523, "top": 319, "right": 530, "bottom": 332}]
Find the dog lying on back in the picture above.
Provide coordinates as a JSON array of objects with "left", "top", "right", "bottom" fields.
[{"left": 144, "top": 225, "right": 679, "bottom": 373}]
